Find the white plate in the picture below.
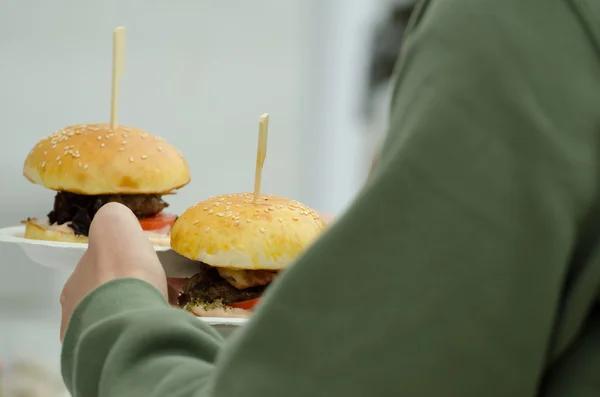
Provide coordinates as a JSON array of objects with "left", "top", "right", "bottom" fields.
[
  {"left": 0, "top": 225, "right": 249, "bottom": 332},
  {"left": 0, "top": 225, "right": 200, "bottom": 278},
  {"left": 198, "top": 317, "right": 248, "bottom": 326},
  {"left": 199, "top": 318, "right": 248, "bottom": 338}
]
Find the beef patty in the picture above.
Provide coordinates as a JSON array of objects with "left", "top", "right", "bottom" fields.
[
  {"left": 48, "top": 191, "right": 168, "bottom": 236},
  {"left": 179, "top": 262, "right": 266, "bottom": 307}
]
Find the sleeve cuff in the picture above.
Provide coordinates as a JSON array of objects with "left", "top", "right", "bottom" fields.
[{"left": 62, "top": 278, "right": 169, "bottom": 350}]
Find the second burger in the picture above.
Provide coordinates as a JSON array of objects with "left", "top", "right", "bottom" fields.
[{"left": 170, "top": 193, "right": 327, "bottom": 317}]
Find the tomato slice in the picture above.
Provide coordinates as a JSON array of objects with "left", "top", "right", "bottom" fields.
[
  {"left": 227, "top": 298, "right": 262, "bottom": 311},
  {"left": 139, "top": 213, "right": 177, "bottom": 231}
]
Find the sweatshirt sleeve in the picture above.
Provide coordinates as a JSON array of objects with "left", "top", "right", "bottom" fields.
[{"left": 62, "top": 1, "right": 600, "bottom": 396}]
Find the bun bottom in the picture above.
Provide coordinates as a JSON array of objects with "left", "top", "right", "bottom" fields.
[
  {"left": 24, "top": 219, "right": 89, "bottom": 243},
  {"left": 189, "top": 305, "right": 251, "bottom": 318},
  {"left": 23, "top": 218, "right": 171, "bottom": 246}
]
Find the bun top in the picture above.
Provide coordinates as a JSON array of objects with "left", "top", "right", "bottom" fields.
[
  {"left": 23, "top": 123, "right": 190, "bottom": 195},
  {"left": 170, "top": 193, "right": 327, "bottom": 270}
]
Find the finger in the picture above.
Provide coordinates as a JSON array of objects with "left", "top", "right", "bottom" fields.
[
  {"left": 60, "top": 304, "right": 69, "bottom": 342},
  {"left": 87, "top": 202, "right": 162, "bottom": 270},
  {"left": 88, "top": 202, "right": 147, "bottom": 249}
]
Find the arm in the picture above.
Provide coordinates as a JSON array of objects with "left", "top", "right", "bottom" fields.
[{"left": 63, "top": 1, "right": 600, "bottom": 396}]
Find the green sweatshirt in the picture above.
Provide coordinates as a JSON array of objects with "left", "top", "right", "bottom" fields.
[{"left": 61, "top": 1, "right": 600, "bottom": 396}]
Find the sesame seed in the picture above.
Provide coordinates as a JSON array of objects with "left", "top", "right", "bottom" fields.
[
  {"left": 208, "top": 209, "right": 214, "bottom": 214},
  {"left": 41, "top": 161, "right": 45, "bottom": 168},
  {"left": 56, "top": 156, "right": 60, "bottom": 161},
  {"left": 205, "top": 227, "right": 210, "bottom": 233},
  {"left": 122, "top": 140, "right": 127, "bottom": 145},
  {"left": 78, "top": 162, "right": 82, "bottom": 168},
  {"left": 278, "top": 218, "right": 283, "bottom": 222},
  {"left": 219, "top": 198, "right": 225, "bottom": 201},
  {"left": 225, "top": 206, "right": 231, "bottom": 210},
  {"left": 293, "top": 217, "right": 299, "bottom": 221},
  {"left": 57, "top": 160, "right": 62, "bottom": 165},
  {"left": 264, "top": 208, "right": 269, "bottom": 212},
  {"left": 203, "top": 207, "right": 208, "bottom": 211},
  {"left": 100, "top": 143, "right": 105, "bottom": 148},
  {"left": 119, "top": 147, "right": 125, "bottom": 151},
  {"left": 246, "top": 219, "right": 252, "bottom": 223},
  {"left": 234, "top": 220, "right": 240, "bottom": 226},
  {"left": 227, "top": 202, "right": 232, "bottom": 205},
  {"left": 141, "top": 155, "right": 147, "bottom": 160},
  {"left": 236, "top": 204, "right": 240, "bottom": 207},
  {"left": 215, "top": 202, "right": 220, "bottom": 207},
  {"left": 259, "top": 227, "right": 266, "bottom": 233},
  {"left": 129, "top": 157, "right": 134, "bottom": 163},
  {"left": 217, "top": 213, "right": 224, "bottom": 217},
  {"left": 193, "top": 220, "right": 199, "bottom": 225},
  {"left": 83, "top": 164, "right": 88, "bottom": 170},
  {"left": 97, "top": 136, "right": 102, "bottom": 140},
  {"left": 157, "top": 146, "right": 163, "bottom": 152}
]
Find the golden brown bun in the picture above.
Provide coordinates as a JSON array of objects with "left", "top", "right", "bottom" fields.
[
  {"left": 23, "top": 123, "right": 190, "bottom": 195},
  {"left": 22, "top": 218, "right": 171, "bottom": 246},
  {"left": 170, "top": 193, "right": 327, "bottom": 270},
  {"left": 23, "top": 219, "right": 89, "bottom": 244}
]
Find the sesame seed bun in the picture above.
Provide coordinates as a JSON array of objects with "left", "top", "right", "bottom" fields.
[
  {"left": 22, "top": 218, "right": 171, "bottom": 246},
  {"left": 23, "top": 123, "right": 190, "bottom": 195},
  {"left": 170, "top": 193, "right": 327, "bottom": 271}
]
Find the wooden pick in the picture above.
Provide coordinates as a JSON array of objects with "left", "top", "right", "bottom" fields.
[
  {"left": 253, "top": 113, "right": 270, "bottom": 200},
  {"left": 110, "top": 26, "right": 126, "bottom": 130}
]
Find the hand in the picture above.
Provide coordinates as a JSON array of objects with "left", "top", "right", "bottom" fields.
[{"left": 59, "top": 202, "right": 168, "bottom": 341}]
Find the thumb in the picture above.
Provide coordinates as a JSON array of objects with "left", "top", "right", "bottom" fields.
[
  {"left": 88, "top": 202, "right": 148, "bottom": 249},
  {"left": 87, "top": 202, "right": 167, "bottom": 295}
]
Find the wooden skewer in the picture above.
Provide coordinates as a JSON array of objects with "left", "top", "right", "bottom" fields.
[
  {"left": 110, "top": 26, "right": 126, "bottom": 130},
  {"left": 253, "top": 113, "right": 270, "bottom": 200}
]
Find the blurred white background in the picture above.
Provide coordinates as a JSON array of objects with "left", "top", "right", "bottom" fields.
[{"left": 0, "top": 0, "right": 408, "bottom": 390}]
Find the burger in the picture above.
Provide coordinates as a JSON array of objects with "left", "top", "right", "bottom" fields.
[
  {"left": 22, "top": 123, "right": 190, "bottom": 246},
  {"left": 170, "top": 193, "right": 327, "bottom": 317}
]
